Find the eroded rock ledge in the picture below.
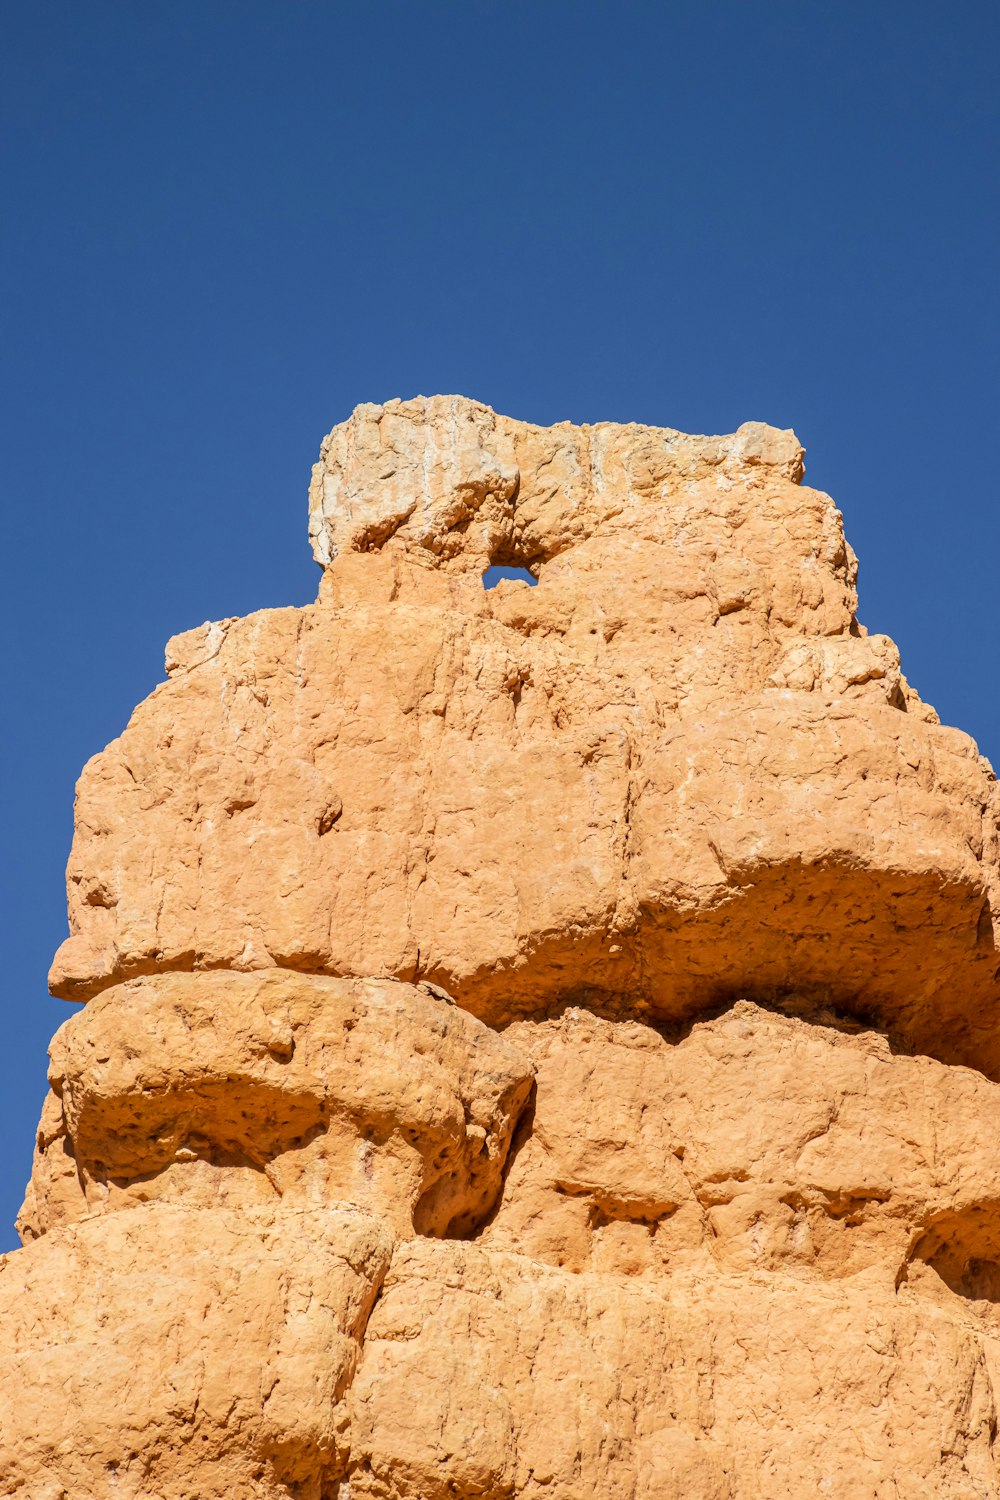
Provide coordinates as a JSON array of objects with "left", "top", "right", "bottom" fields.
[
  {"left": 6, "top": 398, "right": 1000, "bottom": 1498},
  {"left": 49, "top": 397, "right": 1000, "bottom": 1075}
]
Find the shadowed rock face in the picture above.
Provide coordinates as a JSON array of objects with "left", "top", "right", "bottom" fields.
[{"left": 6, "top": 396, "right": 1000, "bottom": 1497}]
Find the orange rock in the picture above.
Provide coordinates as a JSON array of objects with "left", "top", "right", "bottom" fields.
[
  {"left": 0, "top": 1202, "right": 392, "bottom": 1497},
  {"left": 7, "top": 397, "right": 1000, "bottom": 1495},
  {"left": 22, "top": 970, "right": 533, "bottom": 1241},
  {"left": 349, "top": 1234, "right": 999, "bottom": 1499},
  {"left": 485, "top": 1003, "right": 1000, "bottom": 1284},
  {"left": 49, "top": 397, "right": 1000, "bottom": 1077}
]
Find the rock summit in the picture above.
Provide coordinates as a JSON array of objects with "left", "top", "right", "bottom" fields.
[{"left": 5, "top": 396, "right": 1000, "bottom": 1497}]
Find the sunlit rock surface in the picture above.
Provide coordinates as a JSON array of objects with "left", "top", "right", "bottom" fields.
[{"left": 6, "top": 396, "right": 1000, "bottom": 1498}]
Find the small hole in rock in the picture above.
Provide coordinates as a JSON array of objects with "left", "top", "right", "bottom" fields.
[
  {"left": 482, "top": 565, "right": 537, "bottom": 590},
  {"left": 317, "top": 798, "right": 342, "bottom": 836}
]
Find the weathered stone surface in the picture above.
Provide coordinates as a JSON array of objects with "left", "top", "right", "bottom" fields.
[
  {"left": 20, "top": 970, "right": 533, "bottom": 1241},
  {"left": 8, "top": 396, "right": 1000, "bottom": 1496},
  {"left": 347, "top": 1002, "right": 1000, "bottom": 1499},
  {"left": 0, "top": 1202, "right": 392, "bottom": 1498},
  {"left": 349, "top": 1237, "right": 1000, "bottom": 1500},
  {"left": 48, "top": 397, "right": 1000, "bottom": 1074},
  {"left": 484, "top": 1004, "right": 1000, "bottom": 1283}
]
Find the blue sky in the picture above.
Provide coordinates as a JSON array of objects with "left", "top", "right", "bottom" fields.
[{"left": 1, "top": 1, "right": 997, "bottom": 1246}]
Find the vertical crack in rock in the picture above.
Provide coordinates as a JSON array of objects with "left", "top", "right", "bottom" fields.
[{"left": 6, "top": 396, "right": 1000, "bottom": 1497}]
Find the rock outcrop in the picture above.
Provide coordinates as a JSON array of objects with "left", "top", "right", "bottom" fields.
[{"left": 5, "top": 396, "right": 1000, "bottom": 1497}]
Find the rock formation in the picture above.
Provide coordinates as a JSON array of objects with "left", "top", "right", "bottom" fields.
[{"left": 4, "top": 395, "right": 1000, "bottom": 1497}]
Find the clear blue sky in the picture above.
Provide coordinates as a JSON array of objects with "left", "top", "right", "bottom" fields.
[{"left": 1, "top": 2, "right": 997, "bottom": 1247}]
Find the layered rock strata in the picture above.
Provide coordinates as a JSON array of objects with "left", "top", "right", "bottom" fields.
[{"left": 5, "top": 396, "right": 1000, "bottom": 1497}]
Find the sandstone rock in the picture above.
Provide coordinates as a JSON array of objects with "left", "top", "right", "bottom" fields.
[
  {"left": 485, "top": 1003, "right": 1000, "bottom": 1284},
  {"left": 0, "top": 1202, "right": 392, "bottom": 1498},
  {"left": 9, "top": 397, "right": 1000, "bottom": 1496},
  {"left": 21, "top": 970, "right": 534, "bottom": 1241},
  {"left": 349, "top": 1236, "right": 999, "bottom": 1500},
  {"left": 48, "top": 397, "right": 1000, "bottom": 1076}
]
